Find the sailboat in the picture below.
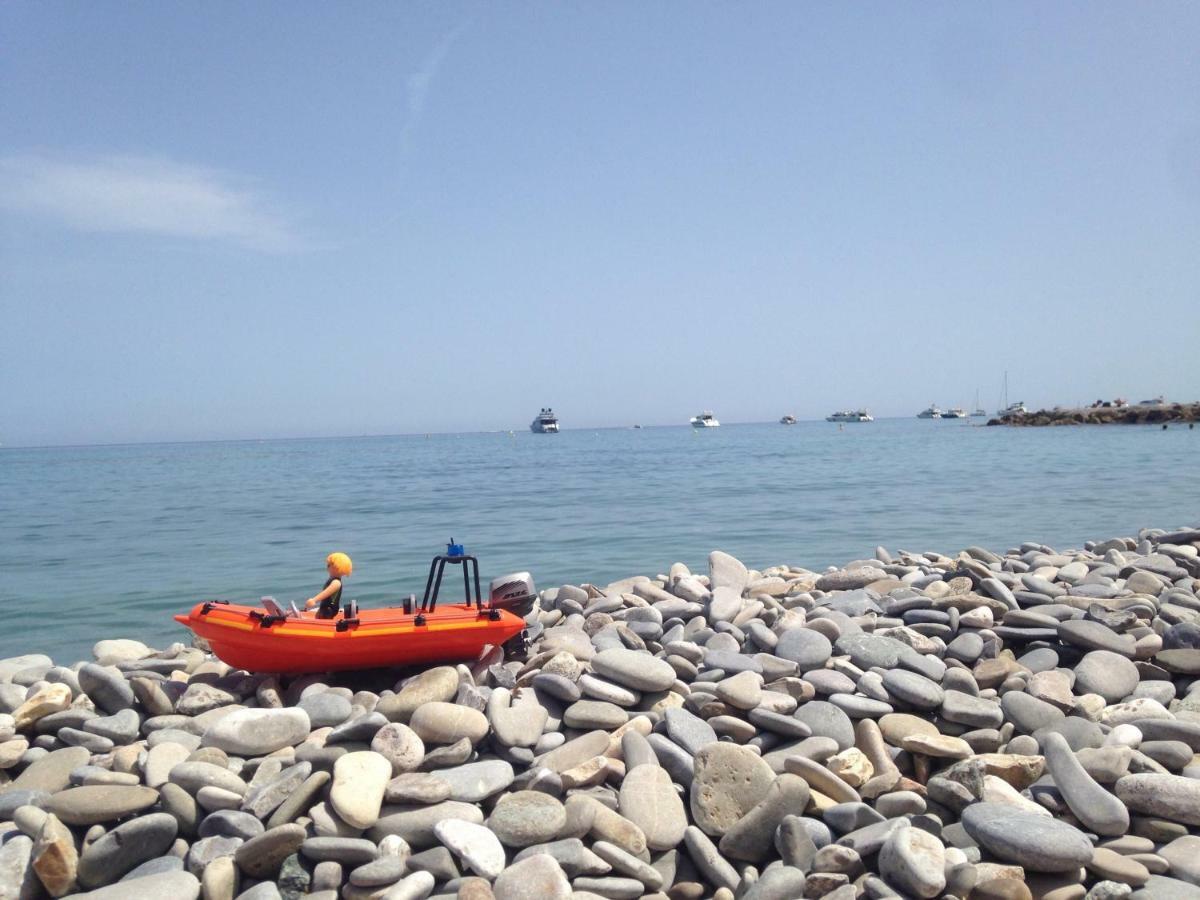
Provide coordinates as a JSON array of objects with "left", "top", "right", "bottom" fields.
[
  {"left": 971, "top": 389, "right": 986, "bottom": 417},
  {"left": 996, "top": 373, "right": 1027, "bottom": 417}
]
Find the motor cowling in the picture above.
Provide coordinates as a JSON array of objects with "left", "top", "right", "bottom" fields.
[{"left": 489, "top": 572, "right": 537, "bottom": 616}]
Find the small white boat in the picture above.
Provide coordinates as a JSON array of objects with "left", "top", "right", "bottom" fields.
[
  {"left": 943, "top": 407, "right": 967, "bottom": 419},
  {"left": 530, "top": 408, "right": 560, "bottom": 433},
  {"left": 690, "top": 411, "right": 720, "bottom": 428},
  {"left": 996, "top": 402, "right": 1027, "bottom": 417},
  {"left": 917, "top": 405, "right": 943, "bottom": 419},
  {"left": 780, "top": 414, "right": 797, "bottom": 425},
  {"left": 825, "top": 410, "right": 873, "bottom": 423}
]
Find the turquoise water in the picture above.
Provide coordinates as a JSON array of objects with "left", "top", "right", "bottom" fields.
[{"left": 3, "top": 419, "right": 1198, "bottom": 664}]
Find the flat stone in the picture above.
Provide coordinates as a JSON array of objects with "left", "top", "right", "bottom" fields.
[
  {"left": 879, "top": 823, "right": 946, "bottom": 898},
  {"left": 409, "top": 702, "right": 489, "bottom": 745},
  {"left": 709, "top": 551, "right": 749, "bottom": 594},
  {"left": 434, "top": 819, "right": 505, "bottom": 878},
  {"left": 663, "top": 707, "right": 718, "bottom": 755},
  {"left": 492, "top": 853, "right": 572, "bottom": 900},
  {"left": 591, "top": 648, "right": 676, "bottom": 692},
  {"left": 487, "top": 790, "right": 566, "bottom": 847},
  {"left": 384, "top": 772, "right": 452, "bottom": 804},
  {"left": 234, "top": 823, "right": 306, "bottom": 879},
  {"left": 299, "top": 691, "right": 353, "bottom": 728},
  {"left": 618, "top": 763, "right": 688, "bottom": 851},
  {"left": 48, "top": 785, "right": 160, "bottom": 825},
  {"left": 436, "top": 759, "right": 515, "bottom": 802},
  {"left": 31, "top": 812, "right": 77, "bottom": 897},
  {"left": 330, "top": 751, "right": 391, "bottom": 829},
  {"left": 882, "top": 670, "right": 945, "bottom": 710},
  {"left": 300, "top": 836, "right": 379, "bottom": 867},
  {"left": 718, "top": 773, "right": 810, "bottom": 862},
  {"left": 377, "top": 667, "right": 460, "bottom": 722},
  {"left": 1116, "top": 774, "right": 1200, "bottom": 825},
  {"left": 960, "top": 802, "right": 1094, "bottom": 872},
  {"left": 168, "top": 761, "right": 248, "bottom": 796},
  {"left": 4, "top": 746, "right": 90, "bottom": 794},
  {"left": 562, "top": 699, "right": 627, "bottom": 730},
  {"left": 77, "top": 812, "right": 178, "bottom": 888},
  {"left": 1059, "top": 619, "right": 1136, "bottom": 656},
  {"left": 175, "top": 683, "right": 238, "bottom": 716},
  {"left": 77, "top": 663, "right": 136, "bottom": 715},
  {"left": 793, "top": 700, "right": 855, "bottom": 751},
  {"left": 241, "top": 760, "right": 311, "bottom": 820},
  {"left": 198, "top": 808, "right": 265, "bottom": 840},
  {"left": 689, "top": 743, "right": 775, "bottom": 836},
  {"left": 348, "top": 855, "right": 406, "bottom": 887},
  {"left": 266, "top": 770, "right": 330, "bottom": 830},
  {"left": 370, "top": 801, "right": 485, "bottom": 849},
  {"left": 201, "top": 708, "right": 310, "bottom": 756},
  {"left": 64, "top": 870, "right": 200, "bottom": 900}
]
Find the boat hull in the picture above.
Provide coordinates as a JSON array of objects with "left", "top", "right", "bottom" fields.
[{"left": 174, "top": 602, "right": 526, "bottom": 674}]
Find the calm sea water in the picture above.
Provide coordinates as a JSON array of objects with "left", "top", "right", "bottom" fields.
[{"left": 3, "top": 419, "right": 1198, "bottom": 664}]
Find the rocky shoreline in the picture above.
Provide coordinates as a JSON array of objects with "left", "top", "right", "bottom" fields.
[
  {"left": 987, "top": 403, "right": 1200, "bottom": 427},
  {"left": 3, "top": 529, "right": 1200, "bottom": 900}
]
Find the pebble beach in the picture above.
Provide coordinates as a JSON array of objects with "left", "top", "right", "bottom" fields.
[{"left": 3, "top": 527, "right": 1200, "bottom": 900}]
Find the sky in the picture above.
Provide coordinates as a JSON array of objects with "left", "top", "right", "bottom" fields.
[{"left": 2, "top": 2, "right": 1199, "bottom": 446}]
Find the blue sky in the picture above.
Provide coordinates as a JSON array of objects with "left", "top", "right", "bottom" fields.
[{"left": 2, "top": 3, "right": 1198, "bottom": 445}]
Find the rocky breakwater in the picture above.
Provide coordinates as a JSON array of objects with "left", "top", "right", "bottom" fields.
[
  {"left": 2, "top": 527, "right": 1200, "bottom": 899},
  {"left": 988, "top": 402, "right": 1200, "bottom": 427}
]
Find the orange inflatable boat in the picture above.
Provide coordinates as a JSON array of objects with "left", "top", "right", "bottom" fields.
[{"left": 174, "top": 544, "right": 534, "bottom": 674}]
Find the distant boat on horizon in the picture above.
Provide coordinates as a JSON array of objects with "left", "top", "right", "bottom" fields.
[
  {"left": 779, "top": 414, "right": 797, "bottom": 425},
  {"left": 530, "top": 408, "right": 559, "bottom": 433},
  {"left": 972, "top": 389, "right": 986, "bottom": 417},
  {"left": 943, "top": 407, "right": 967, "bottom": 419},
  {"left": 917, "top": 404, "right": 943, "bottom": 419},
  {"left": 690, "top": 411, "right": 720, "bottom": 428},
  {"left": 826, "top": 410, "right": 873, "bottom": 422}
]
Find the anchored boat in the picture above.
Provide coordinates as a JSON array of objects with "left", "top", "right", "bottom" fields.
[{"left": 175, "top": 544, "right": 532, "bottom": 674}]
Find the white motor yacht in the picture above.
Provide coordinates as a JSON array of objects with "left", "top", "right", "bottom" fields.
[
  {"left": 530, "top": 408, "right": 560, "bottom": 433},
  {"left": 690, "top": 411, "right": 720, "bottom": 428},
  {"left": 826, "top": 410, "right": 873, "bottom": 422},
  {"left": 780, "top": 414, "right": 797, "bottom": 425}
]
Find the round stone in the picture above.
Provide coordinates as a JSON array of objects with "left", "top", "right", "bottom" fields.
[
  {"left": 1074, "top": 651, "right": 1140, "bottom": 703},
  {"left": 690, "top": 743, "right": 776, "bottom": 836},
  {"left": 487, "top": 791, "right": 567, "bottom": 847},
  {"left": 775, "top": 629, "right": 833, "bottom": 670},
  {"left": 370, "top": 722, "right": 425, "bottom": 775},
  {"left": 793, "top": 700, "right": 855, "bottom": 751},
  {"left": 329, "top": 751, "right": 391, "bottom": 830}
]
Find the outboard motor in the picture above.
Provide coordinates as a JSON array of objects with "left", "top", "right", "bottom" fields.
[{"left": 489, "top": 572, "right": 537, "bottom": 617}]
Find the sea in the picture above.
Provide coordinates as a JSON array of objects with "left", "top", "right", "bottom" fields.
[{"left": 3, "top": 418, "right": 1198, "bottom": 665}]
